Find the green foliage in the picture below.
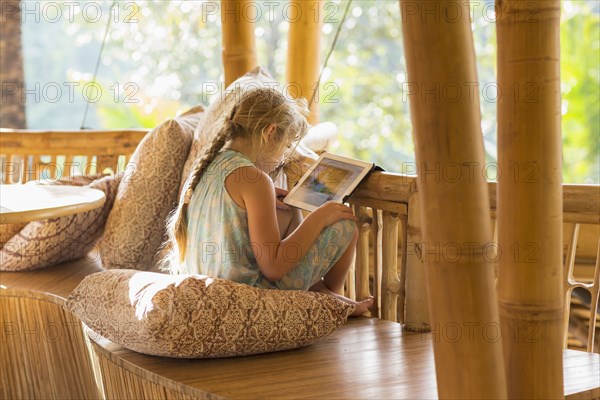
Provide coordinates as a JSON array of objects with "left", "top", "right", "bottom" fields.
[
  {"left": 560, "top": 2, "right": 600, "bottom": 183},
  {"left": 20, "top": 0, "right": 598, "bottom": 182}
]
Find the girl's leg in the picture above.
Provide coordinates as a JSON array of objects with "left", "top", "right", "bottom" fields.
[
  {"left": 276, "top": 207, "right": 303, "bottom": 240},
  {"left": 309, "top": 224, "right": 373, "bottom": 317}
]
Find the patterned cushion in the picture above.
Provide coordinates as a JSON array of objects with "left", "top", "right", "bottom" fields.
[
  {"left": 98, "top": 110, "right": 202, "bottom": 271},
  {"left": 65, "top": 269, "right": 354, "bottom": 358},
  {"left": 0, "top": 173, "right": 121, "bottom": 271},
  {"left": 179, "top": 66, "right": 278, "bottom": 199}
]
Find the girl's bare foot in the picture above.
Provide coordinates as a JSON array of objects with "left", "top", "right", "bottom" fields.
[{"left": 309, "top": 281, "right": 374, "bottom": 317}]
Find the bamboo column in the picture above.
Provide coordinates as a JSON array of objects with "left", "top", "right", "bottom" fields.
[
  {"left": 496, "top": 1, "right": 564, "bottom": 398},
  {"left": 286, "top": 0, "right": 324, "bottom": 124},
  {"left": 399, "top": 1, "right": 507, "bottom": 398},
  {"left": 221, "top": 0, "right": 258, "bottom": 86}
]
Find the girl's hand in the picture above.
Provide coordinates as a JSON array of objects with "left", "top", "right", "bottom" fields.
[
  {"left": 310, "top": 201, "right": 357, "bottom": 228},
  {"left": 274, "top": 186, "right": 290, "bottom": 210}
]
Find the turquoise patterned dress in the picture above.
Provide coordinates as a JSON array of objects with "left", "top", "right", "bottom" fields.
[{"left": 182, "top": 149, "right": 357, "bottom": 290}]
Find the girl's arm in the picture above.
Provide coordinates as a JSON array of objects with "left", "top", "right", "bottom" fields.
[{"left": 226, "top": 166, "right": 355, "bottom": 282}]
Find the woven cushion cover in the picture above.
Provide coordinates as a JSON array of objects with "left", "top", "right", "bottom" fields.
[
  {"left": 66, "top": 269, "right": 354, "bottom": 358},
  {"left": 0, "top": 173, "right": 121, "bottom": 271},
  {"left": 98, "top": 109, "right": 203, "bottom": 271}
]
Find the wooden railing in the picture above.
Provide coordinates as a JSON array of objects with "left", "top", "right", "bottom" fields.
[
  {"left": 0, "top": 129, "right": 148, "bottom": 183},
  {"left": 346, "top": 171, "right": 600, "bottom": 352}
]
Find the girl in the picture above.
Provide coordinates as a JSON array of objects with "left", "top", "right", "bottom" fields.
[{"left": 160, "top": 87, "right": 373, "bottom": 316}]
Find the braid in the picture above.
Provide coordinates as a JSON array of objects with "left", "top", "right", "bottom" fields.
[
  {"left": 157, "top": 87, "right": 310, "bottom": 275},
  {"left": 157, "top": 121, "right": 233, "bottom": 273}
]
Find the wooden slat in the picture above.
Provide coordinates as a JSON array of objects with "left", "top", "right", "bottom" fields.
[
  {"left": 586, "top": 241, "right": 600, "bottom": 352},
  {"left": 96, "top": 154, "right": 118, "bottom": 175},
  {"left": 371, "top": 209, "right": 383, "bottom": 319},
  {"left": 397, "top": 215, "right": 409, "bottom": 324},
  {"left": 7, "top": 154, "right": 24, "bottom": 183},
  {"left": 381, "top": 211, "right": 401, "bottom": 322},
  {"left": 30, "top": 154, "right": 41, "bottom": 182},
  {"left": 354, "top": 207, "right": 372, "bottom": 308},
  {"left": 85, "top": 154, "right": 96, "bottom": 175},
  {"left": 403, "top": 192, "right": 429, "bottom": 331},
  {"left": 564, "top": 223, "right": 582, "bottom": 348}
]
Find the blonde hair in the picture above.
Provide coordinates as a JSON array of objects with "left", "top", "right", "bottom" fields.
[{"left": 157, "top": 87, "right": 310, "bottom": 273}]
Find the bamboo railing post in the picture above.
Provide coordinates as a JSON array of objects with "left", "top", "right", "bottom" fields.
[
  {"left": 286, "top": 0, "right": 324, "bottom": 124},
  {"left": 403, "top": 191, "right": 430, "bottom": 331},
  {"left": 221, "top": 0, "right": 258, "bottom": 86},
  {"left": 497, "top": 1, "right": 564, "bottom": 398},
  {"left": 371, "top": 209, "right": 383, "bottom": 319},
  {"left": 381, "top": 211, "right": 401, "bottom": 322},
  {"left": 399, "top": 1, "right": 507, "bottom": 398},
  {"left": 355, "top": 206, "right": 372, "bottom": 304}
]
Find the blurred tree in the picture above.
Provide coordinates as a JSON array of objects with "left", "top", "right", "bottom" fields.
[{"left": 20, "top": 0, "right": 598, "bottom": 183}]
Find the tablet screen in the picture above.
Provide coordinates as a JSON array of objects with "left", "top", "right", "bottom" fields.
[{"left": 289, "top": 157, "right": 366, "bottom": 209}]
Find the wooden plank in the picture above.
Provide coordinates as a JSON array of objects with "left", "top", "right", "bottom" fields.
[
  {"left": 371, "top": 209, "right": 383, "bottom": 319},
  {"left": 381, "top": 211, "right": 400, "bottom": 322},
  {"left": 86, "top": 318, "right": 600, "bottom": 400},
  {"left": 564, "top": 224, "right": 581, "bottom": 348},
  {"left": 354, "top": 206, "right": 371, "bottom": 307},
  {"left": 403, "top": 192, "right": 429, "bottom": 332},
  {"left": 349, "top": 196, "right": 408, "bottom": 215}
]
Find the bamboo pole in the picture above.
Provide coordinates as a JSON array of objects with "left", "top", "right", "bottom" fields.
[
  {"left": 399, "top": 1, "right": 507, "bottom": 398},
  {"left": 496, "top": 1, "right": 564, "bottom": 398},
  {"left": 221, "top": 0, "right": 257, "bottom": 86},
  {"left": 286, "top": 0, "right": 324, "bottom": 124}
]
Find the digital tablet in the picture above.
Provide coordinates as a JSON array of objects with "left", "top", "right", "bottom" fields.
[{"left": 283, "top": 152, "right": 377, "bottom": 212}]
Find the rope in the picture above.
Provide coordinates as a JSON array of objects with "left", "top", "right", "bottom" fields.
[
  {"left": 308, "top": 0, "right": 353, "bottom": 108},
  {"left": 80, "top": 1, "right": 117, "bottom": 130}
]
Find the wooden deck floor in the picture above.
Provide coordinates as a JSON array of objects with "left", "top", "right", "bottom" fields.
[
  {"left": 2, "top": 257, "right": 599, "bottom": 399},
  {"left": 91, "top": 317, "right": 600, "bottom": 400}
]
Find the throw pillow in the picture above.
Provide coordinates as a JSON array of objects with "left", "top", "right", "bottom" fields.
[
  {"left": 0, "top": 173, "right": 122, "bottom": 271},
  {"left": 98, "top": 109, "right": 202, "bottom": 271},
  {"left": 65, "top": 269, "right": 354, "bottom": 358}
]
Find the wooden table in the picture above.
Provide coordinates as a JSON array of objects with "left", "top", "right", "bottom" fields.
[{"left": 0, "top": 183, "right": 106, "bottom": 224}]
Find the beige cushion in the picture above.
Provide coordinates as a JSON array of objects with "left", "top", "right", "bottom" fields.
[
  {"left": 0, "top": 173, "right": 121, "bottom": 271},
  {"left": 179, "top": 66, "right": 279, "bottom": 198},
  {"left": 65, "top": 269, "right": 354, "bottom": 358},
  {"left": 98, "top": 109, "right": 203, "bottom": 271}
]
